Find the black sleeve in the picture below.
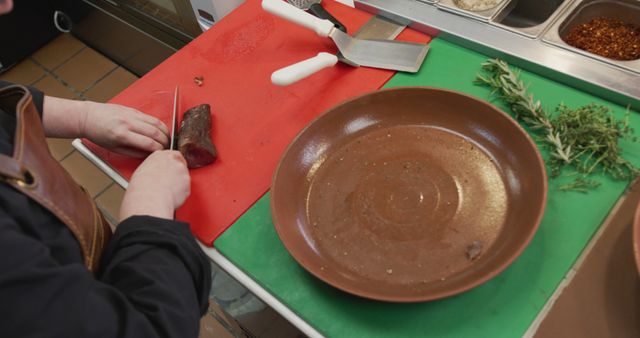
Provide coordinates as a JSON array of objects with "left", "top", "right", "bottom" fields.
[
  {"left": 0, "top": 209, "right": 211, "bottom": 338},
  {"left": 99, "top": 216, "right": 212, "bottom": 328},
  {"left": 0, "top": 79, "right": 45, "bottom": 116}
]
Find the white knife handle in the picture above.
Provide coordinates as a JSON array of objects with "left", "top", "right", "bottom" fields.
[
  {"left": 262, "top": 0, "right": 334, "bottom": 37},
  {"left": 272, "top": 53, "right": 339, "bottom": 86}
]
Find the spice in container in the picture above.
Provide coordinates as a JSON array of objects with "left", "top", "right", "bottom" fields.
[
  {"left": 564, "top": 17, "right": 640, "bottom": 61},
  {"left": 453, "top": 0, "right": 502, "bottom": 12}
]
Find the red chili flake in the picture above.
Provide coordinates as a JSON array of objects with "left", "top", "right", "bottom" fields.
[{"left": 564, "top": 17, "right": 640, "bottom": 61}]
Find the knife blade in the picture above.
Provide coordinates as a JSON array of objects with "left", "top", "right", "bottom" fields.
[
  {"left": 286, "top": 0, "right": 347, "bottom": 32},
  {"left": 170, "top": 85, "right": 179, "bottom": 150}
]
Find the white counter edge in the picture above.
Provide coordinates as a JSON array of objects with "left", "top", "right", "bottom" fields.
[
  {"left": 72, "top": 139, "right": 129, "bottom": 189},
  {"left": 200, "top": 245, "right": 324, "bottom": 338}
]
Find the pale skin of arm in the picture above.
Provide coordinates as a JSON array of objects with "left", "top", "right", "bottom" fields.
[
  {"left": 43, "top": 96, "right": 169, "bottom": 157},
  {"left": 3, "top": 0, "right": 188, "bottom": 222},
  {"left": 42, "top": 96, "right": 190, "bottom": 221},
  {"left": 0, "top": 0, "right": 12, "bottom": 14}
]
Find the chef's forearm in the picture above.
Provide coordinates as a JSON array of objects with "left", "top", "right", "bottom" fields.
[
  {"left": 119, "top": 188, "right": 175, "bottom": 221},
  {"left": 42, "top": 95, "right": 93, "bottom": 138}
]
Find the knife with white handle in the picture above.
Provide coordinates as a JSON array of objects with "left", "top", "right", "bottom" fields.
[
  {"left": 286, "top": 0, "right": 347, "bottom": 33},
  {"left": 269, "top": 8, "right": 408, "bottom": 86},
  {"left": 263, "top": 0, "right": 428, "bottom": 79},
  {"left": 262, "top": 0, "right": 335, "bottom": 37}
]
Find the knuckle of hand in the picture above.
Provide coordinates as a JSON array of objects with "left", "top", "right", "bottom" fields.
[
  {"left": 147, "top": 139, "right": 159, "bottom": 150},
  {"left": 113, "top": 128, "right": 127, "bottom": 140},
  {"left": 118, "top": 116, "right": 130, "bottom": 126},
  {"left": 177, "top": 162, "right": 188, "bottom": 174},
  {"left": 153, "top": 129, "right": 163, "bottom": 140}
]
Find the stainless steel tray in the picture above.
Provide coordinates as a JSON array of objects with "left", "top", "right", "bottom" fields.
[
  {"left": 436, "top": 0, "right": 509, "bottom": 21},
  {"left": 491, "top": 0, "right": 574, "bottom": 38},
  {"left": 355, "top": 0, "right": 640, "bottom": 110},
  {"left": 542, "top": 0, "right": 640, "bottom": 74}
]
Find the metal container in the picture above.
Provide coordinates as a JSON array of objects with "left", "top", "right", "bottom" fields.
[
  {"left": 354, "top": 0, "right": 640, "bottom": 111},
  {"left": 543, "top": 0, "right": 640, "bottom": 74},
  {"left": 417, "top": 0, "right": 439, "bottom": 4},
  {"left": 436, "top": 0, "right": 509, "bottom": 21},
  {"left": 491, "top": 0, "right": 573, "bottom": 38}
]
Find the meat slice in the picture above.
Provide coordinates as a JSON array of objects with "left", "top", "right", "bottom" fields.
[{"left": 177, "top": 104, "right": 217, "bottom": 168}]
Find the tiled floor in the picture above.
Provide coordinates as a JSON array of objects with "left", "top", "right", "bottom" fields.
[
  {"left": 0, "top": 33, "right": 234, "bottom": 338},
  {"left": 0, "top": 33, "right": 137, "bottom": 223}
]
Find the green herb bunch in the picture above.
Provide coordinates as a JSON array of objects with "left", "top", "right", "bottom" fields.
[{"left": 476, "top": 59, "right": 639, "bottom": 192}]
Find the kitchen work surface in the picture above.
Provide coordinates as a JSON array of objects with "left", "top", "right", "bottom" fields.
[
  {"left": 534, "top": 178, "right": 640, "bottom": 338},
  {"left": 81, "top": 0, "right": 430, "bottom": 244},
  {"left": 214, "top": 38, "right": 640, "bottom": 337}
]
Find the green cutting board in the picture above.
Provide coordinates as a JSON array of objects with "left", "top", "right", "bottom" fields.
[{"left": 215, "top": 39, "right": 640, "bottom": 338}]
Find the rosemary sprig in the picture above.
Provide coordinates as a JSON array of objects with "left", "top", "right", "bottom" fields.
[
  {"left": 552, "top": 103, "right": 639, "bottom": 180},
  {"left": 475, "top": 59, "right": 572, "bottom": 164},
  {"left": 476, "top": 59, "right": 639, "bottom": 192}
]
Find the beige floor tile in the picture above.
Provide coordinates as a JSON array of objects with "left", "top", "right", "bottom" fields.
[
  {"left": 60, "top": 151, "right": 113, "bottom": 197},
  {"left": 32, "top": 75, "right": 78, "bottom": 100},
  {"left": 199, "top": 314, "right": 235, "bottom": 338},
  {"left": 0, "top": 59, "right": 45, "bottom": 85},
  {"left": 259, "top": 316, "right": 303, "bottom": 338},
  {"left": 235, "top": 308, "right": 287, "bottom": 337},
  {"left": 31, "top": 34, "right": 85, "bottom": 70},
  {"left": 95, "top": 183, "right": 126, "bottom": 223},
  {"left": 85, "top": 67, "right": 138, "bottom": 103},
  {"left": 46, "top": 138, "right": 74, "bottom": 161},
  {"left": 54, "top": 48, "right": 117, "bottom": 92}
]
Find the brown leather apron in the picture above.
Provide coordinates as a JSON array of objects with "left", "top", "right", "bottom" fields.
[{"left": 0, "top": 85, "right": 111, "bottom": 274}]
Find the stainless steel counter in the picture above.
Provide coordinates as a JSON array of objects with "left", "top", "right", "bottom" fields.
[{"left": 355, "top": 0, "right": 640, "bottom": 110}]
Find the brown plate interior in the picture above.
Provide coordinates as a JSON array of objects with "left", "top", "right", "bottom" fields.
[{"left": 271, "top": 87, "right": 547, "bottom": 302}]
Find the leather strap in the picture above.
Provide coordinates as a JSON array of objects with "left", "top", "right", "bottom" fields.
[
  {"left": 0, "top": 153, "right": 26, "bottom": 181},
  {"left": 0, "top": 85, "right": 112, "bottom": 273}
]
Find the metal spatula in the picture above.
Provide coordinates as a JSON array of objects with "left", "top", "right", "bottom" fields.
[
  {"left": 272, "top": 16, "right": 413, "bottom": 86},
  {"left": 262, "top": 0, "right": 428, "bottom": 73},
  {"left": 287, "top": 0, "right": 347, "bottom": 32}
]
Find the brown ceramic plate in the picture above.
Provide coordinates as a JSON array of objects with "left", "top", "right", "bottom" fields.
[{"left": 271, "top": 87, "right": 547, "bottom": 302}]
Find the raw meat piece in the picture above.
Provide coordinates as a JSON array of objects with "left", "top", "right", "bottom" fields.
[{"left": 177, "top": 104, "right": 217, "bottom": 168}]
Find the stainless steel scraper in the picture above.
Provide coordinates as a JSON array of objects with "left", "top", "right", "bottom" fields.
[{"left": 262, "top": 0, "right": 428, "bottom": 83}]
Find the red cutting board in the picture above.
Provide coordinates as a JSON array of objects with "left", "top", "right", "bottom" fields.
[{"left": 84, "top": 0, "right": 430, "bottom": 245}]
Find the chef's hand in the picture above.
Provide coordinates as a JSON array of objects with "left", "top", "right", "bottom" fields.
[
  {"left": 43, "top": 96, "right": 169, "bottom": 158},
  {"left": 82, "top": 101, "right": 170, "bottom": 158},
  {"left": 119, "top": 150, "right": 190, "bottom": 221}
]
